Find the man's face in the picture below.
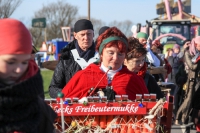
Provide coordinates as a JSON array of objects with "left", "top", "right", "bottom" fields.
[
  {"left": 138, "top": 38, "right": 147, "bottom": 46},
  {"left": 74, "top": 29, "right": 94, "bottom": 51}
]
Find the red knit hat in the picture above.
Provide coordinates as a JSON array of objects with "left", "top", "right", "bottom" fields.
[{"left": 0, "top": 18, "right": 32, "bottom": 55}]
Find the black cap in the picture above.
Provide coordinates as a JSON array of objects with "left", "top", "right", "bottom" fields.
[
  {"left": 99, "top": 26, "right": 110, "bottom": 35},
  {"left": 32, "top": 45, "right": 38, "bottom": 54},
  {"left": 74, "top": 19, "right": 93, "bottom": 33}
]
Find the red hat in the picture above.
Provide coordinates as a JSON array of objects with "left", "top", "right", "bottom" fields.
[{"left": 0, "top": 18, "right": 32, "bottom": 55}]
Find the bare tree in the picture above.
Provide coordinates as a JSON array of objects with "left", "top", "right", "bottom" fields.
[
  {"left": 91, "top": 18, "right": 106, "bottom": 39},
  {"left": 30, "top": 0, "right": 78, "bottom": 47},
  {"left": 109, "top": 20, "right": 133, "bottom": 37},
  {"left": 30, "top": 0, "right": 134, "bottom": 47},
  {"left": 0, "top": 0, "right": 22, "bottom": 18},
  {"left": 29, "top": 27, "right": 43, "bottom": 47},
  {"left": 77, "top": 17, "right": 133, "bottom": 40}
]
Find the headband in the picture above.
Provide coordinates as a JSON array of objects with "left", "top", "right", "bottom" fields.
[
  {"left": 136, "top": 32, "right": 148, "bottom": 39},
  {"left": 99, "top": 36, "right": 128, "bottom": 54}
]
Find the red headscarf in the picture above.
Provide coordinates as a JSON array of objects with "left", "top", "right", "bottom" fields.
[
  {"left": 0, "top": 18, "right": 32, "bottom": 54},
  {"left": 0, "top": 18, "right": 38, "bottom": 81},
  {"left": 190, "top": 36, "right": 200, "bottom": 63}
]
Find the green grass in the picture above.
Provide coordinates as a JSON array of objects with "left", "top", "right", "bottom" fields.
[{"left": 40, "top": 70, "right": 54, "bottom": 98}]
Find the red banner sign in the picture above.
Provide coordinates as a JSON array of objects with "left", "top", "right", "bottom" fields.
[{"left": 50, "top": 102, "right": 154, "bottom": 116}]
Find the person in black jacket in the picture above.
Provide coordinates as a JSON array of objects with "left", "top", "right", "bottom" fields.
[
  {"left": 0, "top": 18, "right": 56, "bottom": 133},
  {"left": 49, "top": 19, "right": 99, "bottom": 98}
]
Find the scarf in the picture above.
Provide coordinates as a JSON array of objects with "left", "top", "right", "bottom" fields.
[
  {"left": 164, "top": 58, "right": 172, "bottom": 75},
  {"left": 0, "top": 62, "right": 43, "bottom": 133},
  {"left": 173, "top": 53, "right": 178, "bottom": 58},
  {"left": 192, "top": 51, "right": 200, "bottom": 63},
  {"left": 75, "top": 41, "right": 95, "bottom": 62},
  {"left": 20, "top": 60, "right": 39, "bottom": 82},
  {"left": 137, "top": 62, "right": 147, "bottom": 78}
]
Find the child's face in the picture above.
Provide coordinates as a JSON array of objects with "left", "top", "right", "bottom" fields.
[
  {"left": 0, "top": 54, "right": 31, "bottom": 85},
  {"left": 173, "top": 48, "right": 180, "bottom": 54}
]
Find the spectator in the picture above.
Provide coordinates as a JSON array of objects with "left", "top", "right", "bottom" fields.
[
  {"left": 49, "top": 19, "right": 99, "bottom": 98},
  {"left": 166, "top": 44, "right": 182, "bottom": 83},
  {"left": 136, "top": 32, "right": 161, "bottom": 67},
  {"left": 94, "top": 26, "right": 110, "bottom": 45},
  {"left": 177, "top": 39, "right": 190, "bottom": 59},
  {"left": 175, "top": 36, "right": 200, "bottom": 128},
  {"left": 152, "top": 40, "right": 172, "bottom": 81},
  {"left": 124, "top": 37, "right": 164, "bottom": 99},
  {"left": 0, "top": 18, "right": 56, "bottom": 133},
  {"left": 98, "top": 26, "right": 110, "bottom": 35}
]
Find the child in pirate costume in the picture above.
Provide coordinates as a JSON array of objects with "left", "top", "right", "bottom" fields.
[
  {"left": 62, "top": 27, "right": 148, "bottom": 100},
  {"left": 0, "top": 18, "right": 57, "bottom": 133},
  {"left": 175, "top": 36, "right": 200, "bottom": 131}
]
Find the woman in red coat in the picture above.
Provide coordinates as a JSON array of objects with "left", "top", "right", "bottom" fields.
[{"left": 62, "top": 27, "right": 148, "bottom": 100}]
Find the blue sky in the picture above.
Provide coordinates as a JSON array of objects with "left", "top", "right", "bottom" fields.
[{"left": 11, "top": 0, "right": 200, "bottom": 27}]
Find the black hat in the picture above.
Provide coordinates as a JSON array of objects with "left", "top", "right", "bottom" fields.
[
  {"left": 32, "top": 45, "right": 38, "bottom": 54},
  {"left": 99, "top": 26, "right": 110, "bottom": 35},
  {"left": 74, "top": 19, "right": 93, "bottom": 33}
]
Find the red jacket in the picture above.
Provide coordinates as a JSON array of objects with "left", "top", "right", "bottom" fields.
[{"left": 62, "top": 64, "right": 148, "bottom": 100}]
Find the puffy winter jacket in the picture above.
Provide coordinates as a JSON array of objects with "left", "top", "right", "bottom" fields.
[{"left": 49, "top": 40, "right": 97, "bottom": 98}]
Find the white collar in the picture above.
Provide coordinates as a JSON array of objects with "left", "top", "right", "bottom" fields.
[{"left": 100, "top": 64, "right": 122, "bottom": 73}]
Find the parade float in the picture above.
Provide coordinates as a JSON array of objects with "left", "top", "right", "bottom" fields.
[
  {"left": 46, "top": 92, "right": 174, "bottom": 133},
  {"left": 133, "top": 0, "right": 200, "bottom": 51},
  {"left": 43, "top": 1, "right": 200, "bottom": 132},
  {"left": 131, "top": 0, "right": 199, "bottom": 76}
]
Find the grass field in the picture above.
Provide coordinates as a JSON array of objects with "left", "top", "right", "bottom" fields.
[{"left": 40, "top": 69, "right": 54, "bottom": 98}]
